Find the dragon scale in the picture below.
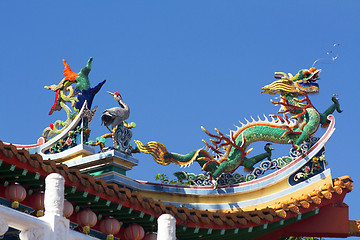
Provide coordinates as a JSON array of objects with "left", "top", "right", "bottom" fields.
[{"left": 209, "top": 109, "right": 320, "bottom": 178}]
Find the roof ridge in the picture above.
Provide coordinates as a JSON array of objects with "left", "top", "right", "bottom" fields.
[{"left": 0, "top": 140, "right": 354, "bottom": 231}]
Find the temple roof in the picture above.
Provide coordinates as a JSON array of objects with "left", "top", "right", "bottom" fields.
[{"left": 0, "top": 140, "right": 356, "bottom": 239}]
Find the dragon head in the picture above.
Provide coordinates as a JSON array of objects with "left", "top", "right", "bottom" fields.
[
  {"left": 292, "top": 67, "right": 320, "bottom": 93},
  {"left": 262, "top": 67, "right": 320, "bottom": 95}
]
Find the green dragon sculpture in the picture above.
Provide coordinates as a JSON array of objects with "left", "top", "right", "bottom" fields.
[{"left": 135, "top": 67, "right": 342, "bottom": 180}]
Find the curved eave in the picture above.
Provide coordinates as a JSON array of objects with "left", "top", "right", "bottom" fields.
[
  {"left": 0, "top": 139, "right": 354, "bottom": 240},
  {"left": 100, "top": 115, "right": 337, "bottom": 212}
]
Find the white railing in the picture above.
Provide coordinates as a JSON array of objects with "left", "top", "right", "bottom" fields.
[
  {"left": 0, "top": 173, "right": 99, "bottom": 240},
  {"left": 0, "top": 173, "right": 175, "bottom": 240}
]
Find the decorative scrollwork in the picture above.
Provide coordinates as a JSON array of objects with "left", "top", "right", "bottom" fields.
[
  {"left": 42, "top": 58, "right": 105, "bottom": 140},
  {"left": 174, "top": 137, "right": 324, "bottom": 186},
  {"left": 293, "top": 155, "right": 326, "bottom": 182}
]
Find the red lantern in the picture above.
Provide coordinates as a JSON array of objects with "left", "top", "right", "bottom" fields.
[
  {"left": 30, "top": 192, "right": 44, "bottom": 216},
  {"left": 143, "top": 233, "right": 157, "bottom": 240},
  {"left": 118, "top": 226, "right": 126, "bottom": 240},
  {"left": 5, "top": 184, "right": 26, "bottom": 209},
  {"left": 76, "top": 209, "right": 97, "bottom": 234},
  {"left": 63, "top": 200, "right": 74, "bottom": 218},
  {"left": 124, "top": 224, "right": 145, "bottom": 240},
  {"left": 100, "top": 218, "right": 121, "bottom": 240}
]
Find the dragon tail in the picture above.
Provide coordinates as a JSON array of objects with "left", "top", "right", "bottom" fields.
[
  {"left": 135, "top": 140, "right": 218, "bottom": 171},
  {"left": 134, "top": 140, "right": 172, "bottom": 165}
]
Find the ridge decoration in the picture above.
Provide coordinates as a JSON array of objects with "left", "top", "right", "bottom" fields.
[
  {"left": 42, "top": 58, "right": 105, "bottom": 140},
  {"left": 174, "top": 136, "right": 325, "bottom": 186},
  {"left": 135, "top": 67, "right": 342, "bottom": 180}
]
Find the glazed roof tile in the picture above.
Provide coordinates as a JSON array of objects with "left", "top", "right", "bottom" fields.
[{"left": 0, "top": 140, "right": 353, "bottom": 232}]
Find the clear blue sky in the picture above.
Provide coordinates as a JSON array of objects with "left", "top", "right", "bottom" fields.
[{"left": 1, "top": 1, "right": 359, "bottom": 238}]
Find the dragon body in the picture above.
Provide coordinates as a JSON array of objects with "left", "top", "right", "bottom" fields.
[{"left": 135, "top": 67, "right": 342, "bottom": 179}]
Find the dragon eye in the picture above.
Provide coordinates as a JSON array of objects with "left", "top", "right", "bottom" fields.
[{"left": 303, "top": 71, "right": 310, "bottom": 78}]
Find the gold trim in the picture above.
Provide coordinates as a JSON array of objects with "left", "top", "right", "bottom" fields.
[
  {"left": 137, "top": 174, "right": 333, "bottom": 212},
  {"left": 349, "top": 220, "right": 360, "bottom": 236}
]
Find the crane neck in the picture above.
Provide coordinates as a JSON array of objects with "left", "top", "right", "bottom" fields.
[{"left": 118, "top": 99, "right": 129, "bottom": 112}]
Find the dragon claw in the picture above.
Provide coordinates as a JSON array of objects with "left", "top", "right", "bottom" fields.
[
  {"left": 264, "top": 143, "right": 274, "bottom": 160},
  {"left": 264, "top": 143, "right": 274, "bottom": 153},
  {"left": 211, "top": 179, "right": 218, "bottom": 189},
  {"left": 331, "top": 94, "right": 343, "bottom": 113},
  {"left": 289, "top": 140, "right": 300, "bottom": 151}
]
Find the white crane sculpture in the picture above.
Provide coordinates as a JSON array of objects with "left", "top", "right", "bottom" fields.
[
  {"left": 101, "top": 91, "right": 132, "bottom": 154},
  {"left": 101, "top": 91, "right": 130, "bottom": 132}
]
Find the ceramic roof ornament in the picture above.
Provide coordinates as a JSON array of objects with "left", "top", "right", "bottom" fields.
[
  {"left": 101, "top": 91, "right": 130, "bottom": 131},
  {"left": 135, "top": 67, "right": 343, "bottom": 185},
  {"left": 42, "top": 58, "right": 105, "bottom": 140},
  {"left": 1, "top": 53, "right": 359, "bottom": 239},
  {"left": 89, "top": 91, "right": 136, "bottom": 154}
]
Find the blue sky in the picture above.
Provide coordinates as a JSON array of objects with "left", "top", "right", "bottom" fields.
[{"left": 1, "top": 1, "right": 359, "bottom": 238}]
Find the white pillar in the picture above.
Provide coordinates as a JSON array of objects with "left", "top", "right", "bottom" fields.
[
  {"left": 39, "top": 173, "right": 70, "bottom": 240},
  {"left": 44, "top": 173, "right": 65, "bottom": 216},
  {"left": 157, "top": 214, "right": 176, "bottom": 240},
  {"left": 0, "top": 217, "right": 8, "bottom": 236}
]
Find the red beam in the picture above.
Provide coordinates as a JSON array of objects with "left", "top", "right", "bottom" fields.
[{"left": 256, "top": 203, "right": 349, "bottom": 240}]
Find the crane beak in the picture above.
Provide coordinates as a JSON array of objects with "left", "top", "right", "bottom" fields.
[{"left": 107, "top": 91, "right": 114, "bottom": 96}]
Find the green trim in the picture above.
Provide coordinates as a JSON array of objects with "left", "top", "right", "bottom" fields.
[
  {"left": 21, "top": 169, "right": 28, "bottom": 176},
  {"left": 34, "top": 173, "right": 40, "bottom": 180},
  {"left": 66, "top": 191, "right": 88, "bottom": 200},
  {"left": 175, "top": 208, "right": 319, "bottom": 240},
  {"left": 65, "top": 186, "right": 77, "bottom": 194},
  {"left": 263, "top": 223, "right": 268, "bottom": 229},
  {"left": 245, "top": 208, "right": 318, "bottom": 239},
  {"left": 84, "top": 165, "right": 127, "bottom": 176},
  {"left": 314, "top": 207, "right": 319, "bottom": 214}
]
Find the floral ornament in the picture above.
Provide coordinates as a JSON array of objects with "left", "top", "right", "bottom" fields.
[
  {"left": 304, "top": 166, "right": 311, "bottom": 173},
  {"left": 48, "top": 126, "right": 90, "bottom": 154},
  {"left": 294, "top": 155, "right": 326, "bottom": 181},
  {"left": 85, "top": 128, "right": 91, "bottom": 136},
  {"left": 65, "top": 138, "right": 73, "bottom": 146},
  {"left": 86, "top": 121, "right": 138, "bottom": 154}
]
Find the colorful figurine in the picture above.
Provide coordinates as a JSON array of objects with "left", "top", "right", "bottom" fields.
[
  {"left": 42, "top": 58, "right": 105, "bottom": 140},
  {"left": 135, "top": 67, "right": 342, "bottom": 180}
]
